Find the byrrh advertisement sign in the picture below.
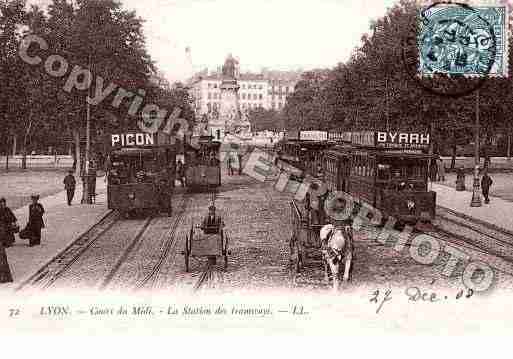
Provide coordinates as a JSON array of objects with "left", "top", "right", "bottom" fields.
[
  {"left": 351, "top": 131, "right": 430, "bottom": 150},
  {"left": 376, "top": 131, "right": 430, "bottom": 149}
]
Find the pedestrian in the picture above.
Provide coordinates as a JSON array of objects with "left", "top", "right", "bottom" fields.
[
  {"left": 456, "top": 166, "right": 466, "bottom": 191},
  {"left": 481, "top": 170, "right": 493, "bottom": 204},
  {"left": 63, "top": 170, "right": 76, "bottom": 206},
  {"left": 227, "top": 156, "right": 234, "bottom": 176},
  {"left": 0, "top": 240, "right": 13, "bottom": 283},
  {"left": 429, "top": 159, "right": 438, "bottom": 182},
  {"left": 27, "top": 194, "right": 45, "bottom": 247},
  {"left": 176, "top": 160, "right": 185, "bottom": 187},
  {"left": 437, "top": 158, "right": 445, "bottom": 182},
  {"left": 0, "top": 198, "right": 18, "bottom": 248},
  {"left": 237, "top": 153, "right": 243, "bottom": 175}
]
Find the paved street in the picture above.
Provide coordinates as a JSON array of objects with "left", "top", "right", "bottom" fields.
[{"left": 8, "top": 168, "right": 513, "bottom": 298}]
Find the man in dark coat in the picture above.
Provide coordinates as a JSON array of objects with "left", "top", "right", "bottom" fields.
[
  {"left": 481, "top": 171, "right": 493, "bottom": 204},
  {"left": 176, "top": 160, "right": 185, "bottom": 187},
  {"left": 237, "top": 153, "right": 243, "bottom": 175},
  {"left": 63, "top": 170, "right": 76, "bottom": 206},
  {"left": 201, "top": 205, "right": 224, "bottom": 234},
  {"left": 28, "top": 194, "right": 45, "bottom": 247},
  {"left": 0, "top": 198, "right": 17, "bottom": 247},
  {"left": 0, "top": 240, "right": 13, "bottom": 283}
]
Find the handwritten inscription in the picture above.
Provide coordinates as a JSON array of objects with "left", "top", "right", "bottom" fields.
[{"left": 370, "top": 286, "right": 474, "bottom": 313}]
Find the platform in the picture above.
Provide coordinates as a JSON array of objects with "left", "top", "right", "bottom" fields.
[
  {"left": 431, "top": 182, "right": 513, "bottom": 233},
  {"left": 1, "top": 179, "right": 108, "bottom": 291}
]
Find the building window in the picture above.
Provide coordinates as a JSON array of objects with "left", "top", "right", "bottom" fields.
[
  {"left": 259, "top": 94, "right": 263, "bottom": 100},
  {"left": 286, "top": 86, "right": 289, "bottom": 93},
  {"left": 214, "top": 83, "right": 217, "bottom": 88},
  {"left": 258, "top": 85, "right": 263, "bottom": 90},
  {"left": 207, "top": 103, "right": 212, "bottom": 112},
  {"left": 208, "top": 83, "right": 212, "bottom": 88},
  {"left": 253, "top": 94, "right": 257, "bottom": 100},
  {"left": 208, "top": 93, "right": 212, "bottom": 99},
  {"left": 242, "top": 84, "right": 245, "bottom": 89},
  {"left": 242, "top": 93, "right": 246, "bottom": 100}
]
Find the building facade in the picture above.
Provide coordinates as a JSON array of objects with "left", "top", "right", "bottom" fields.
[{"left": 187, "top": 58, "right": 301, "bottom": 133}]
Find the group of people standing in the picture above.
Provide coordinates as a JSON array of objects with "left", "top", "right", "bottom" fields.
[
  {"left": 0, "top": 195, "right": 45, "bottom": 283},
  {"left": 227, "top": 154, "right": 243, "bottom": 176}
]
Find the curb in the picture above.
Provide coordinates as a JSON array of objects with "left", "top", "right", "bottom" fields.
[{"left": 13, "top": 208, "right": 114, "bottom": 292}]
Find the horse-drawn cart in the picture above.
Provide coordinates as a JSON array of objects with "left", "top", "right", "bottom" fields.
[
  {"left": 183, "top": 224, "right": 229, "bottom": 272},
  {"left": 289, "top": 200, "right": 324, "bottom": 273},
  {"left": 289, "top": 197, "right": 354, "bottom": 289}
]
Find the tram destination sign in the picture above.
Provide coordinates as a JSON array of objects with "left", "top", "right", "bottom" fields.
[
  {"left": 299, "top": 130, "right": 328, "bottom": 141},
  {"left": 328, "top": 131, "right": 351, "bottom": 142},
  {"left": 110, "top": 133, "right": 155, "bottom": 147}
]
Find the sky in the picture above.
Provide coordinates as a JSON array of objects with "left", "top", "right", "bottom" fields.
[{"left": 31, "top": 0, "right": 397, "bottom": 82}]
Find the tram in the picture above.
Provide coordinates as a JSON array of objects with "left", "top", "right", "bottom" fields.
[
  {"left": 324, "top": 131, "right": 436, "bottom": 223},
  {"left": 106, "top": 132, "right": 176, "bottom": 217},
  {"left": 184, "top": 135, "right": 221, "bottom": 191},
  {"left": 277, "top": 130, "right": 334, "bottom": 178}
]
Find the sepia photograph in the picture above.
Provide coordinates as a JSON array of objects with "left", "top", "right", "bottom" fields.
[{"left": 1, "top": 0, "right": 513, "bottom": 341}]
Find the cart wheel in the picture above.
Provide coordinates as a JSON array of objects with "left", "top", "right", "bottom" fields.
[{"left": 184, "top": 236, "right": 190, "bottom": 272}]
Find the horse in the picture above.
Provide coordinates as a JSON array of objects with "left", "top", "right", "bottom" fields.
[{"left": 319, "top": 223, "right": 354, "bottom": 290}]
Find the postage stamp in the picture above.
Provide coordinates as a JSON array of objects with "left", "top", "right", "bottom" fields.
[{"left": 418, "top": 2, "right": 509, "bottom": 77}]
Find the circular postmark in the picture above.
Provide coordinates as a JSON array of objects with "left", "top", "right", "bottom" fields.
[{"left": 401, "top": 1, "right": 499, "bottom": 98}]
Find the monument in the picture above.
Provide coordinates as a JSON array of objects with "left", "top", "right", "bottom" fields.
[{"left": 210, "top": 54, "right": 251, "bottom": 142}]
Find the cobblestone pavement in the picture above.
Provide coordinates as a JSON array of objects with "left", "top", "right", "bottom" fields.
[
  {"left": 153, "top": 170, "right": 513, "bottom": 297},
  {"left": 29, "top": 168, "right": 513, "bottom": 297}
]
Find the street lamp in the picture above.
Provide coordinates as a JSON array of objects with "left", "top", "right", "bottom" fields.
[
  {"left": 470, "top": 89, "right": 482, "bottom": 207},
  {"left": 81, "top": 52, "right": 93, "bottom": 204}
]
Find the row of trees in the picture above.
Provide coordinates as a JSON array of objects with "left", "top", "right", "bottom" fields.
[
  {"left": 0, "top": 0, "right": 194, "bottom": 173},
  {"left": 281, "top": 0, "right": 513, "bottom": 163}
]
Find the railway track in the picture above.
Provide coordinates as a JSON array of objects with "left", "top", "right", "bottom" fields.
[
  {"left": 132, "top": 194, "right": 190, "bottom": 291},
  {"left": 16, "top": 210, "right": 119, "bottom": 291},
  {"left": 18, "top": 194, "right": 191, "bottom": 292},
  {"left": 431, "top": 206, "right": 513, "bottom": 262}
]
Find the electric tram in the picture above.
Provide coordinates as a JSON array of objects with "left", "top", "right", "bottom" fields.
[{"left": 106, "top": 132, "right": 176, "bottom": 217}]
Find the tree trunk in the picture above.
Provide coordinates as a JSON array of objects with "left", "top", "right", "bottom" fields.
[
  {"left": 73, "top": 129, "right": 81, "bottom": 179},
  {"left": 12, "top": 134, "right": 16, "bottom": 156},
  {"left": 22, "top": 112, "right": 34, "bottom": 170},
  {"left": 508, "top": 127, "right": 512, "bottom": 160},
  {"left": 450, "top": 132, "right": 457, "bottom": 170}
]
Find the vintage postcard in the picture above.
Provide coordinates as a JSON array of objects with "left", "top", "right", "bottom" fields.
[{"left": 1, "top": 0, "right": 513, "bottom": 345}]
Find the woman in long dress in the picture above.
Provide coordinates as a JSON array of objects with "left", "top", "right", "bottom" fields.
[{"left": 0, "top": 198, "right": 14, "bottom": 283}]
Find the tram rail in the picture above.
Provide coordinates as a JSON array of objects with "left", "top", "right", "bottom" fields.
[
  {"left": 134, "top": 194, "right": 190, "bottom": 291},
  {"left": 16, "top": 210, "right": 118, "bottom": 291}
]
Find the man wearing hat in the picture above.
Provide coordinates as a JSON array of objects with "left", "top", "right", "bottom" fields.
[
  {"left": 27, "top": 194, "right": 45, "bottom": 247},
  {"left": 201, "top": 205, "right": 224, "bottom": 234},
  {"left": 63, "top": 170, "right": 76, "bottom": 206}
]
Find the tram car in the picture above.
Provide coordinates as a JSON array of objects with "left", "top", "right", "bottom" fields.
[
  {"left": 184, "top": 135, "right": 221, "bottom": 191},
  {"left": 106, "top": 132, "right": 176, "bottom": 217},
  {"left": 324, "top": 130, "right": 436, "bottom": 223},
  {"left": 277, "top": 130, "right": 333, "bottom": 179}
]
